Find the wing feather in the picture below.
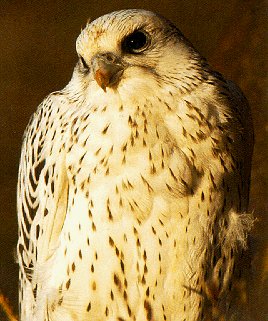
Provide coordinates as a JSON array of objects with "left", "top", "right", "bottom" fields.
[{"left": 17, "top": 93, "right": 70, "bottom": 320}]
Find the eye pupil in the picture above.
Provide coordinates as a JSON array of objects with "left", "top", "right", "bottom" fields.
[{"left": 122, "top": 31, "right": 149, "bottom": 53}]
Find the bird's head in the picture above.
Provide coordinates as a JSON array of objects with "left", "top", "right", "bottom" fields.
[{"left": 70, "top": 9, "right": 206, "bottom": 99}]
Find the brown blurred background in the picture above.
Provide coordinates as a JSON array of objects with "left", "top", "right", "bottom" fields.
[{"left": 0, "top": 0, "right": 267, "bottom": 320}]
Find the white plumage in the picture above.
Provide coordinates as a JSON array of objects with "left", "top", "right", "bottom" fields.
[{"left": 17, "top": 9, "right": 254, "bottom": 321}]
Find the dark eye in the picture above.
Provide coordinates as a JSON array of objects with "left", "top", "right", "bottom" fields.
[
  {"left": 122, "top": 30, "right": 150, "bottom": 54},
  {"left": 78, "top": 55, "right": 89, "bottom": 72}
]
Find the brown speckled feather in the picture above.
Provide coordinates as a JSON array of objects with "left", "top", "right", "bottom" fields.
[{"left": 17, "top": 9, "right": 254, "bottom": 321}]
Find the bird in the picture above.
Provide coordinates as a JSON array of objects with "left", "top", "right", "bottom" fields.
[{"left": 17, "top": 9, "right": 255, "bottom": 321}]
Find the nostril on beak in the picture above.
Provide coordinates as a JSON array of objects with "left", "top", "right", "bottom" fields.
[
  {"left": 100, "top": 52, "right": 120, "bottom": 64},
  {"left": 104, "top": 53, "right": 115, "bottom": 62}
]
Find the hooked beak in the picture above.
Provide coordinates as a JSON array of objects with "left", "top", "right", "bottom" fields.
[{"left": 91, "top": 53, "right": 125, "bottom": 92}]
